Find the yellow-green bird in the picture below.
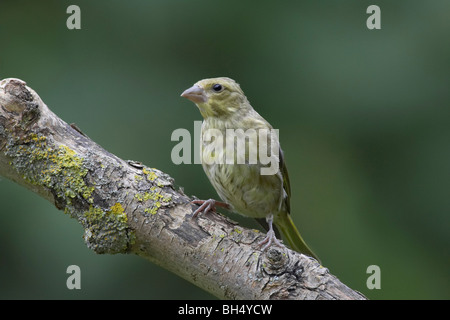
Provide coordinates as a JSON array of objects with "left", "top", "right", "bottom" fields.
[{"left": 181, "top": 77, "right": 319, "bottom": 261}]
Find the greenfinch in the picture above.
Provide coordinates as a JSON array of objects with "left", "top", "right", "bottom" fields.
[{"left": 181, "top": 77, "right": 319, "bottom": 261}]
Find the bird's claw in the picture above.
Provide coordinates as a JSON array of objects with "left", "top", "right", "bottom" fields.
[
  {"left": 191, "top": 199, "right": 230, "bottom": 218},
  {"left": 258, "top": 229, "right": 284, "bottom": 251},
  {"left": 191, "top": 199, "right": 217, "bottom": 217}
]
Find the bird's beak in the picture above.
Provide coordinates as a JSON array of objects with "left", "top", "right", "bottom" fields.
[{"left": 181, "top": 85, "right": 207, "bottom": 104}]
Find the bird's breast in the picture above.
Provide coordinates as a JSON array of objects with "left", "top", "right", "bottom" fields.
[{"left": 199, "top": 119, "right": 285, "bottom": 218}]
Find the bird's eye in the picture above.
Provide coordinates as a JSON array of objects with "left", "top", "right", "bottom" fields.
[{"left": 212, "top": 84, "right": 223, "bottom": 92}]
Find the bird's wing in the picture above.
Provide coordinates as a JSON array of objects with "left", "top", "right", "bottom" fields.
[{"left": 279, "top": 147, "right": 291, "bottom": 214}]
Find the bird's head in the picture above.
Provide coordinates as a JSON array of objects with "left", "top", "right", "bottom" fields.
[{"left": 181, "top": 77, "right": 249, "bottom": 119}]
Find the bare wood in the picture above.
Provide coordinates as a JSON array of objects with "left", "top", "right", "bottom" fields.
[{"left": 0, "top": 78, "right": 366, "bottom": 300}]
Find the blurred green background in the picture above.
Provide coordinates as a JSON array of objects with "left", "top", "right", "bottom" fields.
[{"left": 0, "top": 0, "right": 449, "bottom": 299}]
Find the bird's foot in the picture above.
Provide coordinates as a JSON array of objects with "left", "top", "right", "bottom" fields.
[
  {"left": 191, "top": 199, "right": 230, "bottom": 218},
  {"left": 258, "top": 229, "right": 284, "bottom": 251},
  {"left": 257, "top": 214, "right": 284, "bottom": 251}
]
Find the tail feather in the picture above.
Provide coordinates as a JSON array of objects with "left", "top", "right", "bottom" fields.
[{"left": 275, "top": 212, "right": 320, "bottom": 263}]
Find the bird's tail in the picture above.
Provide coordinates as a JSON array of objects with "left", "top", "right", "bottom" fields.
[{"left": 275, "top": 212, "right": 320, "bottom": 263}]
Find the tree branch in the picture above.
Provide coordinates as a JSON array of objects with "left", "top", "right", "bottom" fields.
[{"left": 0, "top": 78, "right": 366, "bottom": 300}]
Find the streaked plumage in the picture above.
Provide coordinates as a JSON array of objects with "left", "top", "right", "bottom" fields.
[{"left": 181, "top": 77, "right": 319, "bottom": 261}]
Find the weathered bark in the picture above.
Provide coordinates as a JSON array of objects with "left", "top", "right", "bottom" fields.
[{"left": 0, "top": 78, "right": 366, "bottom": 300}]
